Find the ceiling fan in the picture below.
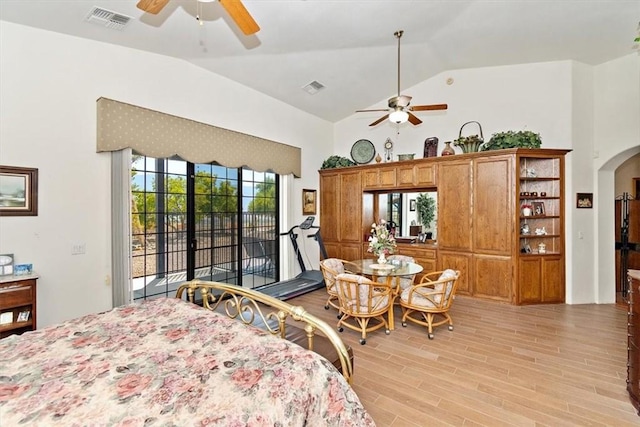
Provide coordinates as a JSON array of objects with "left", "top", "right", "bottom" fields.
[
  {"left": 356, "top": 30, "right": 447, "bottom": 126},
  {"left": 136, "top": 0, "right": 260, "bottom": 35}
]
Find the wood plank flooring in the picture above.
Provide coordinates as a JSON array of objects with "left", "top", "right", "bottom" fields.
[{"left": 288, "top": 290, "right": 639, "bottom": 427}]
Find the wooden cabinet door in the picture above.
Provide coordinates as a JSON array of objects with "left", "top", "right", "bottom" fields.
[
  {"left": 438, "top": 250, "right": 472, "bottom": 295},
  {"left": 320, "top": 172, "right": 340, "bottom": 242},
  {"left": 340, "top": 243, "right": 363, "bottom": 261},
  {"left": 541, "top": 256, "right": 564, "bottom": 302},
  {"left": 339, "top": 170, "right": 362, "bottom": 242},
  {"left": 415, "top": 163, "right": 437, "bottom": 186},
  {"left": 473, "top": 156, "right": 512, "bottom": 255},
  {"left": 396, "top": 165, "right": 414, "bottom": 187},
  {"left": 362, "top": 167, "right": 396, "bottom": 189},
  {"left": 438, "top": 160, "right": 472, "bottom": 251},
  {"left": 518, "top": 255, "right": 563, "bottom": 303},
  {"left": 473, "top": 254, "right": 512, "bottom": 301}
]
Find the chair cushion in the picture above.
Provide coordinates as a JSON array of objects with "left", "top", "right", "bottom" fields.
[
  {"left": 435, "top": 269, "right": 457, "bottom": 303},
  {"left": 337, "top": 273, "right": 389, "bottom": 313},
  {"left": 324, "top": 258, "right": 345, "bottom": 274},
  {"left": 400, "top": 287, "right": 436, "bottom": 308}
]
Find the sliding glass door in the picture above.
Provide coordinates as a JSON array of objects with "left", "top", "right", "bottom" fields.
[{"left": 131, "top": 155, "right": 279, "bottom": 301}]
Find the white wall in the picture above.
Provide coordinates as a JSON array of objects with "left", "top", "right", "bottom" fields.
[
  {"left": 0, "top": 22, "right": 333, "bottom": 327},
  {"left": 568, "top": 61, "right": 595, "bottom": 304},
  {"left": 335, "top": 61, "right": 573, "bottom": 161},
  {"left": 594, "top": 53, "right": 640, "bottom": 303}
]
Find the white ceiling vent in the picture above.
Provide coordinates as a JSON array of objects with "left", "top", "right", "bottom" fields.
[
  {"left": 302, "top": 81, "right": 326, "bottom": 95},
  {"left": 85, "top": 7, "right": 131, "bottom": 30}
]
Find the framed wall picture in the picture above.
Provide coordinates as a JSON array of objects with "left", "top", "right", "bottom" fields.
[
  {"left": 302, "top": 189, "right": 316, "bottom": 215},
  {"left": 576, "top": 192, "right": 593, "bottom": 209},
  {"left": 409, "top": 199, "right": 416, "bottom": 211},
  {"left": 532, "top": 201, "right": 545, "bottom": 216},
  {"left": 0, "top": 166, "right": 38, "bottom": 216}
]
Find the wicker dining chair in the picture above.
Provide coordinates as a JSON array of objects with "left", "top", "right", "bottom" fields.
[
  {"left": 334, "top": 273, "right": 393, "bottom": 345},
  {"left": 376, "top": 254, "right": 417, "bottom": 297},
  {"left": 399, "top": 269, "right": 460, "bottom": 339},
  {"left": 319, "top": 258, "right": 351, "bottom": 312}
]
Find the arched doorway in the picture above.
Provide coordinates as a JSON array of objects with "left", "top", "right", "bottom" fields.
[{"left": 597, "top": 147, "right": 640, "bottom": 304}]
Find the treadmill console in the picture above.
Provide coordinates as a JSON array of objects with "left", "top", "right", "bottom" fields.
[{"left": 300, "top": 216, "right": 315, "bottom": 230}]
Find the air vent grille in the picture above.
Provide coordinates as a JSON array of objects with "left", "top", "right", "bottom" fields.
[
  {"left": 85, "top": 7, "right": 131, "bottom": 30},
  {"left": 302, "top": 81, "right": 326, "bottom": 95}
]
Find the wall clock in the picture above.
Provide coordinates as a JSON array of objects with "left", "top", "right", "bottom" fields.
[
  {"left": 350, "top": 139, "right": 376, "bottom": 164},
  {"left": 384, "top": 138, "right": 394, "bottom": 161}
]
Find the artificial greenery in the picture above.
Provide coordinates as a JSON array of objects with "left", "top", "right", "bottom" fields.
[
  {"left": 453, "top": 135, "right": 484, "bottom": 153},
  {"left": 416, "top": 193, "right": 436, "bottom": 229},
  {"left": 481, "top": 130, "right": 542, "bottom": 151},
  {"left": 320, "top": 155, "right": 356, "bottom": 169}
]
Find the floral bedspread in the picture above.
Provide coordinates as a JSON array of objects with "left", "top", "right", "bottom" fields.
[{"left": 0, "top": 298, "right": 375, "bottom": 426}]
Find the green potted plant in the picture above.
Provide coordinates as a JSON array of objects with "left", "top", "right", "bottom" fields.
[
  {"left": 416, "top": 193, "right": 436, "bottom": 238},
  {"left": 320, "top": 155, "right": 356, "bottom": 169},
  {"left": 481, "top": 130, "right": 542, "bottom": 151}
]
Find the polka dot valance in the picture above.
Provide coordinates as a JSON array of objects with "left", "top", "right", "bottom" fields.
[{"left": 96, "top": 97, "right": 301, "bottom": 177}]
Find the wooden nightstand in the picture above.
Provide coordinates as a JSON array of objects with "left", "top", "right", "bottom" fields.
[{"left": 0, "top": 274, "right": 37, "bottom": 339}]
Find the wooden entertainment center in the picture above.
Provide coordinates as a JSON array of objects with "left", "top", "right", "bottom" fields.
[{"left": 319, "top": 148, "right": 570, "bottom": 305}]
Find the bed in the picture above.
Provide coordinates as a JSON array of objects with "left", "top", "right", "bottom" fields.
[{"left": 0, "top": 281, "right": 375, "bottom": 426}]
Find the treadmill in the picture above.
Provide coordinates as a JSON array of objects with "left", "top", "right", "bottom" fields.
[{"left": 257, "top": 216, "right": 327, "bottom": 300}]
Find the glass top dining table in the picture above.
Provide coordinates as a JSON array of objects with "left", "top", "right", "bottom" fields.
[
  {"left": 346, "top": 258, "right": 424, "bottom": 278},
  {"left": 345, "top": 258, "right": 423, "bottom": 330}
]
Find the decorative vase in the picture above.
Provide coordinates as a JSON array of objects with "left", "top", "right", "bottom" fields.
[
  {"left": 441, "top": 141, "right": 455, "bottom": 156},
  {"left": 377, "top": 252, "right": 387, "bottom": 264},
  {"left": 522, "top": 208, "right": 532, "bottom": 217}
]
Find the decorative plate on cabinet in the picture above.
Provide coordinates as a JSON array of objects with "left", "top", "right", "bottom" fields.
[{"left": 350, "top": 139, "right": 376, "bottom": 164}]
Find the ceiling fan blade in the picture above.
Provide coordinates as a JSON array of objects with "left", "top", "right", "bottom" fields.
[
  {"left": 369, "top": 115, "right": 389, "bottom": 127},
  {"left": 410, "top": 104, "right": 448, "bottom": 111},
  {"left": 356, "top": 108, "right": 390, "bottom": 113},
  {"left": 219, "top": 0, "right": 260, "bottom": 35},
  {"left": 407, "top": 112, "right": 423, "bottom": 125},
  {"left": 136, "top": 0, "right": 170, "bottom": 14}
]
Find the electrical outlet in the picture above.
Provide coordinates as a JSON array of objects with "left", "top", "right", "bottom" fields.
[{"left": 72, "top": 243, "right": 86, "bottom": 255}]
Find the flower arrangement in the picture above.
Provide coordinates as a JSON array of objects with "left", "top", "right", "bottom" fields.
[
  {"left": 521, "top": 203, "right": 533, "bottom": 210},
  {"left": 367, "top": 220, "right": 397, "bottom": 256}
]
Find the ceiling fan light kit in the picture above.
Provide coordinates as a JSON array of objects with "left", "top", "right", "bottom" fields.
[
  {"left": 356, "top": 30, "right": 448, "bottom": 127},
  {"left": 389, "top": 109, "right": 409, "bottom": 124}
]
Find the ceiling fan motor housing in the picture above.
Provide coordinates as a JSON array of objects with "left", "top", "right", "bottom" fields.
[{"left": 388, "top": 95, "right": 411, "bottom": 109}]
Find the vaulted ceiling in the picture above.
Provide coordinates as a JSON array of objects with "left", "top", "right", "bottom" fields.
[{"left": 1, "top": 0, "right": 638, "bottom": 122}]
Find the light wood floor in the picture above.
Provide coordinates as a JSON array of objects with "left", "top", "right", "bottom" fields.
[{"left": 289, "top": 290, "right": 639, "bottom": 427}]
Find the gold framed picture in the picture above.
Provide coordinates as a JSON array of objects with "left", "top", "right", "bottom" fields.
[
  {"left": 302, "top": 189, "right": 316, "bottom": 215},
  {"left": 0, "top": 165, "right": 38, "bottom": 216}
]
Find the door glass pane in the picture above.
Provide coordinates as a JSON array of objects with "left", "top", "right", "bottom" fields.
[
  {"left": 241, "top": 169, "right": 278, "bottom": 289},
  {"left": 132, "top": 155, "right": 279, "bottom": 301}
]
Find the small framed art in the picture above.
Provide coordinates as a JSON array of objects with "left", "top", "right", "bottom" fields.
[
  {"left": 409, "top": 199, "right": 416, "bottom": 211},
  {"left": 17, "top": 310, "right": 30, "bottom": 322},
  {"left": 576, "top": 193, "right": 593, "bottom": 208},
  {"left": 302, "top": 189, "right": 316, "bottom": 215},
  {"left": 532, "top": 202, "right": 545, "bottom": 216},
  {"left": 0, "top": 254, "right": 14, "bottom": 276},
  {"left": 0, "top": 166, "right": 38, "bottom": 216}
]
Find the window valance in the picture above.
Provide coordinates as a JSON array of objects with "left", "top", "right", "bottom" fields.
[{"left": 96, "top": 97, "right": 301, "bottom": 177}]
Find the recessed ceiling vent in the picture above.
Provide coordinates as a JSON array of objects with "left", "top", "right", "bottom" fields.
[
  {"left": 85, "top": 7, "right": 131, "bottom": 30},
  {"left": 302, "top": 81, "right": 326, "bottom": 95}
]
